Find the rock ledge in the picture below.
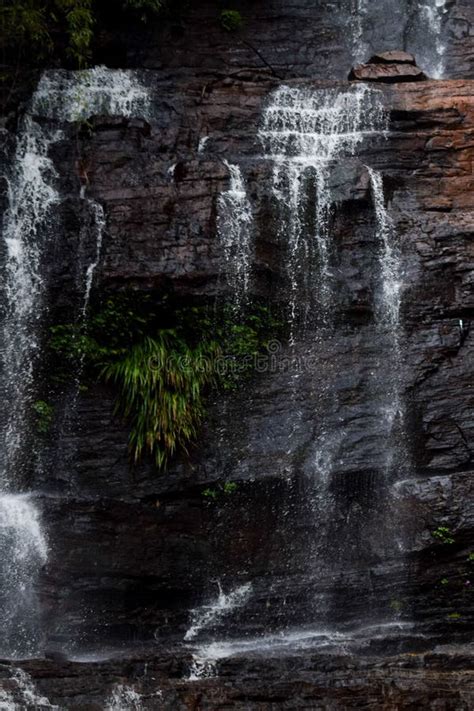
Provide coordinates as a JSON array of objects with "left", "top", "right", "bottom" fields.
[{"left": 349, "top": 50, "right": 428, "bottom": 82}]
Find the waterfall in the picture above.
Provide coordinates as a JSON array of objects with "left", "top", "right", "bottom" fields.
[
  {"left": 259, "top": 84, "right": 387, "bottom": 333},
  {"left": 0, "top": 667, "right": 56, "bottom": 709},
  {"left": 352, "top": 0, "right": 369, "bottom": 63},
  {"left": 105, "top": 685, "right": 144, "bottom": 711},
  {"left": 80, "top": 200, "right": 106, "bottom": 317},
  {"left": 0, "top": 67, "right": 150, "bottom": 658},
  {"left": 348, "top": 0, "right": 449, "bottom": 78},
  {"left": 368, "top": 169, "right": 402, "bottom": 333},
  {"left": 1, "top": 119, "right": 60, "bottom": 478},
  {"left": 368, "top": 168, "right": 405, "bottom": 474},
  {"left": 0, "top": 106, "right": 60, "bottom": 657},
  {"left": 31, "top": 66, "right": 151, "bottom": 122},
  {"left": 217, "top": 161, "right": 254, "bottom": 307},
  {"left": 184, "top": 581, "right": 252, "bottom": 641},
  {"left": 184, "top": 581, "right": 252, "bottom": 680},
  {"left": 0, "top": 497, "right": 47, "bottom": 657},
  {"left": 210, "top": 76, "right": 414, "bottom": 649},
  {"left": 32, "top": 67, "right": 152, "bottom": 317},
  {"left": 415, "top": 0, "right": 448, "bottom": 78}
]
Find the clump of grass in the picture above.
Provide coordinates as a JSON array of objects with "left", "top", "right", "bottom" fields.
[
  {"left": 49, "top": 295, "right": 282, "bottom": 471},
  {"left": 102, "top": 332, "right": 218, "bottom": 469}
]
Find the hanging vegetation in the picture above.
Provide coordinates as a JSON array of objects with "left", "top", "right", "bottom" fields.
[
  {"left": 1, "top": 0, "right": 164, "bottom": 66},
  {"left": 102, "top": 332, "right": 219, "bottom": 470},
  {"left": 1, "top": 1, "right": 243, "bottom": 68},
  {"left": 48, "top": 295, "right": 282, "bottom": 470}
]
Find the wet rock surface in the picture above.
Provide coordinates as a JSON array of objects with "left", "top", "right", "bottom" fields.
[
  {"left": 1, "top": 647, "right": 473, "bottom": 709},
  {"left": 1, "top": 1, "right": 474, "bottom": 707},
  {"left": 32, "top": 78, "right": 474, "bottom": 663}
]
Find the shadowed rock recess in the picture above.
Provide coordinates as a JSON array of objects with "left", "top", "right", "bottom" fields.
[{"left": 0, "top": 0, "right": 474, "bottom": 708}]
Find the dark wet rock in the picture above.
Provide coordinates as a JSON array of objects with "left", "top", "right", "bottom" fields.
[
  {"left": 1, "top": 647, "right": 473, "bottom": 709},
  {"left": 370, "top": 50, "right": 417, "bottom": 65},
  {"left": 28, "top": 80, "right": 474, "bottom": 658},
  {"left": 1, "top": 1, "right": 474, "bottom": 706}
]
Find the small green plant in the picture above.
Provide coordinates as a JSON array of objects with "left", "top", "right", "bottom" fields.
[
  {"left": 202, "top": 482, "right": 238, "bottom": 501},
  {"left": 102, "top": 333, "right": 219, "bottom": 469},
  {"left": 220, "top": 9, "right": 243, "bottom": 32},
  {"left": 468, "top": 552, "right": 474, "bottom": 563},
  {"left": 389, "top": 599, "right": 403, "bottom": 613},
  {"left": 447, "top": 612, "right": 461, "bottom": 620},
  {"left": 123, "top": 0, "right": 163, "bottom": 10},
  {"left": 32, "top": 400, "right": 54, "bottom": 435},
  {"left": 440, "top": 578, "right": 449, "bottom": 586},
  {"left": 432, "top": 526, "right": 455, "bottom": 545}
]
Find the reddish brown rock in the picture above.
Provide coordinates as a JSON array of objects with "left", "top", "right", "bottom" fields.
[{"left": 349, "top": 62, "right": 427, "bottom": 82}]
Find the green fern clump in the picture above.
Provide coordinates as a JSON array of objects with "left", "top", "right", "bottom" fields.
[
  {"left": 2, "top": 0, "right": 95, "bottom": 66},
  {"left": 102, "top": 332, "right": 219, "bottom": 469},
  {"left": 220, "top": 9, "right": 243, "bottom": 32},
  {"left": 49, "top": 296, "right": 282, "bottom": 471},
  {"left": 1, "top": 0, "right": 165, "bottom": 67}
]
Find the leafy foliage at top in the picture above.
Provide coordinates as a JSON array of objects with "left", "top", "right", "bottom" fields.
[
  {"left": 220, "top": 9, "right": 243, "bottom": 32},
  {"left": 1, "top": 0, "right": 164, "bottom": 66},
  {"left": 1, "top": 1, "right": 244, "bottom": 67}
]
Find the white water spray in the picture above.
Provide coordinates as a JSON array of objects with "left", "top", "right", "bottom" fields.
[
  {"left": 417, "top": 0, "right": 448, "bottom": 78},
  {"left": 352, "top": 0, "right": 369, "bottom": 63},
  {"left": 217, "top": 162, "right": 254, "bottom": 307},
  {"left": 81, "top": 201, "right": 106, "bottom": 317},
  {"left": 105, "top": 684, "right": 144, "bottom": 711},
  {"left": 185, "top": 581, "right": 252, "bottom": 641},
  {"left": 367, "top": 168, "right": 402, "bottom": 334},
  {"left": 368, "top": 167, "right": 405, "bottom": 473},
  {"left": 0, "top": 105, "right": 60, "bottom": 657},
  {"left": 0, "top": 668, "right": 56, "bottom": 710},
  {"left": 32, "top": 66, "right": 151, "bottom": 122},
  {"left": 0, "top": 67, "right": 151, "bottom": 657},
  {"left": 259, "top": 84, "right": 387, "bottom": 331}
]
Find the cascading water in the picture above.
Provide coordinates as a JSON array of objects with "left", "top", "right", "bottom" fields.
[
  {"left": 0, "top": 102, "right": 58, "bottom": 658},
  {"left": 414, "top": 0, "right": 448, "bottom": 78},
  {"left": 217, "top": 161, "right": 254, "bottom": 307},
  {"left": 0, "top": 67, "right": 150, "bottom": 658},
  {"left": 185, "top": 581, "right": 253, "bottom": 642},
  {"left": 352, "top": 0, "right": 369, "bottom": 63},
  {"left": 368, "top": 167, "right": 405, "bottom": 471},
  {"left": 348, "top": 0, "right": 449, "bottom": 79},
  {"left": 80, "top": 201, "right": 106, "bottom": 317},
  {"left": 32, "top": 67, "right": 152, "bottom": 317},
  {"left": 184, "top": 582, "right": 252, "bottom": 679},
  {"left": 0, "top": 667, "right": 56, "bottom": 709},
  {"left": 31, "top": 67, "right": 151, "bottom": 122},
  {"left": 259, "top": 84, "right": 387, "bottom": 333},
  {"left": 257, "top": 86, "right": 390, "bottom": 626},
  {"left": 207, "top": 79, "right": 412, "bottom": 654},
  {"left": 105, "top": 685, "right": 144, "bottom": 711}
]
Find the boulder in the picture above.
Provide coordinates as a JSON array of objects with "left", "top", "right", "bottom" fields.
[{"left": 349, "top": 62, "right": 427, "bottom": 82}]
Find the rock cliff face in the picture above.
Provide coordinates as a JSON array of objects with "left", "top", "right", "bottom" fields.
[
  {"left": 41, "top": 75, "right": 474, "bottom": 638},
  {"left": 1, "top": 0, "right": 474, "bottom": 708}
]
